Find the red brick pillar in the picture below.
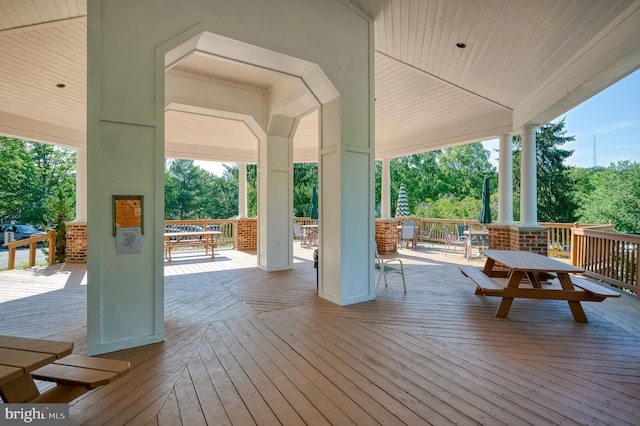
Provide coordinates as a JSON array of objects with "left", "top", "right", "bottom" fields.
[
  {"left": 488, "top": 224, "right": 548, "bottom": 255},
  {"left": 66, "top": 221, "right": 87, "bottom": 263},
  {"left": 235, "top": 218, "right": 257, "bottom": 250},
  {"left": 511, "top": 226, "right": 548, "bottom": 255},
  {"left": 375, "top": 219, "right": 398, "bottom": 254},
  {"left": 488, "top": 225, "right": 510, "bottom": 250}
]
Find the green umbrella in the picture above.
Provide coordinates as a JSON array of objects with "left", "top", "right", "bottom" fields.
[
  {"left": 477, "top": 176, "right": 492, "bottom": 224},
  {"left": 310, "top": 186, "right": 318, "bottom": 220}
]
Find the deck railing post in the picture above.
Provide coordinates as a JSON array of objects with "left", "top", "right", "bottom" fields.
[
  {"left": 48, "top": 230, "right": 56, "bottom": 265},
  {"left": 570, "top": 223, "right": 578, "bottom": 266}
]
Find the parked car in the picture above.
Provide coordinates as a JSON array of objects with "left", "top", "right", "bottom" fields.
[{"left": 0, "top": 224, "right": 47, "bottom": 245}]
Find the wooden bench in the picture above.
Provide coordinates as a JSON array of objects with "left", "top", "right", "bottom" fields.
[
  {"left": 164, "top": 231, "right": 219, "bottom": 261},
  {"left": 30, "top": 354, "right": 130, "bottom": 403},
  {"left": 568, "top": 276, "right": 621, "bottom": 300},
  {"left": 459, "top": 265, "right": 505, "bottom": 295}
]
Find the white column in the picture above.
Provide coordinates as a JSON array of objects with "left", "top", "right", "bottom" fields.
[
  {"left": 258, "top": 116, "right": 294, "bottom": 272},
  {"left": 238, "top": 162, "right": 247, "bottom": 218},
  {"left": 497, "top": 134, "right": 514, "bottom": 225},
  {"left": 75, "top": 146, "right": 87, "bottom": 221},
  {"left": 520, "top": 125, "right": 538, "bottom": 226},
  {"left": 381, "top": 157, "right": 391, "bottom": 219}
]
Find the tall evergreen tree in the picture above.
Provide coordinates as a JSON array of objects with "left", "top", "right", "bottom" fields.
[{"left": 512, "top": 119, "right": 578, "bottom": 223}]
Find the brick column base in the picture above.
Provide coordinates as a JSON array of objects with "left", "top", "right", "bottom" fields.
[
  {"left": 235, "top": 218, "right": 257, "bottom": 250},
  {"left": 66, "top": 221, "right": 87, "bottom": 263},
  {"left": 375, "top": 219, "right": 398, "bottom": 254},
  {"left": 488, "top": 224, "right": 548, "bottom": 255}
]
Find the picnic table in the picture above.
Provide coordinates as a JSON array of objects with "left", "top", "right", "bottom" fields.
[
  {"left": 459, "top": 250, "right": 620, "bottom": 322},
  {"left": 164, "top": 230, "right": 221, "bottom": 261},
  {"left": 0, "top": 335, "right": 129, "bottom": 403}
]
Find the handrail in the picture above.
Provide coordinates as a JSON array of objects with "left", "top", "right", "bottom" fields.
[
  {"left": 2, "top": 230, "right": 56, "bottom": 270},
  {"left": 164, "top": 219, "right": 235, "bottom": 247},
  {"left": 570, "top": 227, "right": 639, "bottom": 298},
  {"left": 374, "top": 218, "right": 607, "bottom": 259}
]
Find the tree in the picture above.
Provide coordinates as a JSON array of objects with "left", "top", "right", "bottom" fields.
[
  {"left": 0, "top": 137, "right": 28, "bottom": 222},
  {"left": 293, "top": 163, "right": 318, "bottom": 217},
  {"left": 48, "top": 187, "right": 73, "bottom": 263},
  {"left": 377, "top": 144, "right": 495, "bottom": 218},
  {"left": 436, "top": 143, "right": 495, "bottom": 200},
  {"left": 0, "top": 137, "right": 76, "bottom": 226},
  {"left": 164, "top": 159, "right": 214, "bottom": 219},
  {"left": 577, "top": 161, "right": 640, "bottom": 234},
  {"left": 512, "top": 119, "right": 578, "bottom": 223}
]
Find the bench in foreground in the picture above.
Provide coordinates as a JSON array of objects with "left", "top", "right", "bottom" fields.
[{"left": 0, "top": 335, "right": 130, "bottom": 403}]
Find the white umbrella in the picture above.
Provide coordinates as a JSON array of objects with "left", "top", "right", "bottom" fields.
[{"left": 395, "top": 183, "right": 409, "bottom": 218}]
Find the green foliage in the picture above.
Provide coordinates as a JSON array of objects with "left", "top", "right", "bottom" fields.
[
  {"left": 512, "top": 119, "right": 578, "bottom": 223},
  {"left": 378, "top": 143, "right": 496, "bottom": 219},
  {"left": 577, "top": 161, "right": 640, "bottom": 234},
  {"left": 164, "top": 160, "right": 260, "bottom": 219},
  {"left": 48, "top": 187, "right": 73, "bottom": 263},
  {"left": 414, "top": 193, "right": 498, "bottom": 221},
  {"left": 0, "top": 136, "right": 76, "bottom": 226},
  {"left": 293, "top": 163, "right": 318, "bottom": 217}
]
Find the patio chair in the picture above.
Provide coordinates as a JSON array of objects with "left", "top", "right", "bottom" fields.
[
  {"left": 400, "top": 222, "right": 417, "bottom": 249},
  {"left": 416, "top": 223, "right": 435, "bottom": 247},
  {"left": 374, "top": 245, "right": 406, "bottom": 292},
  {"left": 456, "top": 224, "right": 470, "bottom": 239},
  {"left": 292, "top": 222, "right": 306, "bottom": 245},
  {"left": 443, "top": 227, "right": 467, "bottom": 256}
]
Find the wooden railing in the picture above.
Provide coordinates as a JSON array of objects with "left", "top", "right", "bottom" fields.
[
  {"left": 2, "top": 230, "right": 56, "bottom": 270},
  {"left": 293, "top": 217, "right": 318, "bottom": 227},
  {"left": 164, "top": 219, "right": 235, "bottom": 247},
  {"left": 384, "top": 218, "right": 608, "bottom": 258},
  {"left": 571, "top": 227, "right": 639, "bottom": 298}
]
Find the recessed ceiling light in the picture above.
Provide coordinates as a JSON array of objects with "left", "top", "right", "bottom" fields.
[
  {"left": 456, "top": 42, "right": 467, "bottom": 49},
  {"left": 56, "top": 83, "right": 66, "bottom": 88}
]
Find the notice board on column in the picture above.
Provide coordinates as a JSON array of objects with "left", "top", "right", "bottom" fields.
[{"left": 113, "top": 195, "right": 143, "bottom": 254}]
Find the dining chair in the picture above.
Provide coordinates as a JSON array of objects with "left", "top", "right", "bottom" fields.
[
  {"left": 416, "top": 223, "right": 435, "bottom": 247},
  {"left": 443, "top": 227, "right": 467, "bottom": 256},
  {"left": 374, "top": 245, "right": 407, "bottom": 292},
  {"left": 292, "top": 222, "right": 306, "bottom": 245},
  {"left": 400, "top": 222, "right": 417, "bottom": 249}
]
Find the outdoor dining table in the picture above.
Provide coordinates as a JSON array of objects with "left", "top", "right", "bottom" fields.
[
  {"left": 164, "top": 230, "right": 221, "bottom": 261},
  {"left": 474, "top": 250, "right": 599, "bottom": 322},
  {"left": 0, "top": 335, "right": 73, "bottom": 402},
  {"left": 301, "top": 224, "right": 319, "bottom": 246},
  {"left": 463, "top": 229, "right": 489, "bottom": 259}
]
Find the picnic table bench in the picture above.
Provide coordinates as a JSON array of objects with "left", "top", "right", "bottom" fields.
[
  {"left": 0, "top": 335, "right": 130, "bottom": 403},
  {"left": 164, "top": 230, "right": 220, "bottom": 261},
  {"left": 459, "top": 250, "right": 621, "bottom": 322}
]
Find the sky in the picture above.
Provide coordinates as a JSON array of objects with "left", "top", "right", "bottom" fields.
[
  {"left": 484, "top": 68, "right": 640, "bottom": 169},
  {"left": 196, "top": 69, "right": 640, "bottom": 174}
]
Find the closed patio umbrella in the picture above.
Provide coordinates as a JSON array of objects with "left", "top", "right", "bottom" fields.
[
  {"left": 395, "top": 183, "right": 410, "bottom": 219},
  {"left": 310, "top": 185, "right": 318, "bottom": 220},
  {"left": 477, "top": 175, "right": 492, "bottom": 225}
]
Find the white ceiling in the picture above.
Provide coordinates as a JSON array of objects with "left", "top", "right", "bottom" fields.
[{"left": 1, "top": 0, "right": 640, "bottom": 161}]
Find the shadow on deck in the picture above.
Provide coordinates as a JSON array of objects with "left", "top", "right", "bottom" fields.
[{"left": 1, "top": 245, "right": 639, "bottom": 425}]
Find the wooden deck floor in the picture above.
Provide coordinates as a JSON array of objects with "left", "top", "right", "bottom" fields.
[{"left": 1, "top": 244, "right": 639, "bottom": 425}]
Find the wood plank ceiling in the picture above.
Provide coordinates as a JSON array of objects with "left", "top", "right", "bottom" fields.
[{"left": 0, "top": 0, "right": 639, "bottom": 160}]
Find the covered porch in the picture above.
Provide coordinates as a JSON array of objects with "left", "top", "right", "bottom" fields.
[{"left": 1, "top": 246, "right": 638, "bottom": 424}]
